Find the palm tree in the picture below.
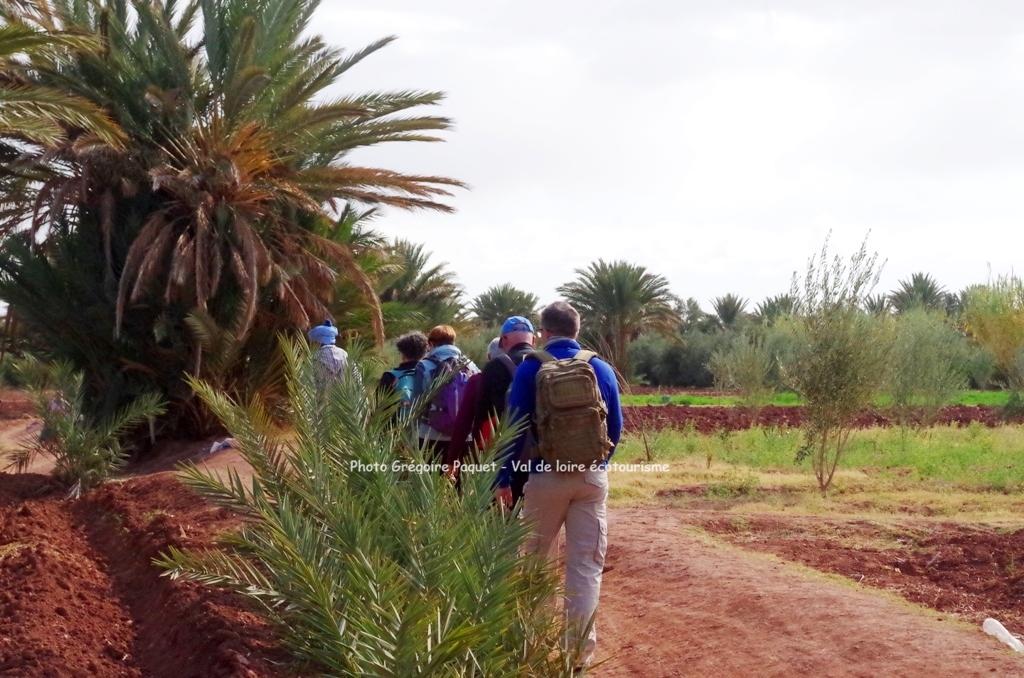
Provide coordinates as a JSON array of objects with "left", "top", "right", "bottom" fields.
[
  {"left": 471, "top": 284, "right": 539, "bottom": 327},
  {"left": 889, "top": 273, "right": 947, "bottom": 314},
  {"left": 0, "top": 0, "right": 462, "bottom": 429},
  {"left": 557, "top": 260, "right": 678, "bottom": 375},
  {"left": 752, "top": 293, "right": 795, "bottom": 326},
  {"left": 863, "top": 294, "right": 891, "bottom": 316},
  {"left": 712, "top": 293, "right": 749, "bottom": 329},
  {"left": 378, "top": 240, "right": 465, "bottom": 328},
  {"left": 0, "top": 24, "right": 124, "bottom": 147}
]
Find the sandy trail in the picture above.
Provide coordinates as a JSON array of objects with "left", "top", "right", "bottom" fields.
[{"left": 595, "top": 507, "right": 1023, "bottom": 677}]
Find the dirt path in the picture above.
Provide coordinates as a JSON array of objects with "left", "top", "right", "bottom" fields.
[{"left": 596, "top": 507, "right": 1023, "bottom": 677}]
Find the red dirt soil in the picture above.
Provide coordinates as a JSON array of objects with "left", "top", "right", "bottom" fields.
[
  {"left": 596, "top": 508, "right": 1024, "bottom": 677},
  {"left": 696, "top": 514, "right": 1024, "bottom": 636},
  {"left": 0, "top": 472, "right": 283, "bottom": 677},
  {"left": 624, "top": 404, "right": 1017, "bottom": 433}
]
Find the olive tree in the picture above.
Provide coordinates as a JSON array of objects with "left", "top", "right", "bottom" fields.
[
  {"left": 782, "top": 238, "right": 890, "bottom": 495},
  {"left": 887, "top": 310, "right": 969, "bottom": 428},
  {"left": 709, "top": 333, "right": 775, "bottom": 422}
]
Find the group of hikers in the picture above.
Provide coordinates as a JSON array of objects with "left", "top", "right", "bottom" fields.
[{"left": 307, "top": 301, "right": 623, "bottom": 669}]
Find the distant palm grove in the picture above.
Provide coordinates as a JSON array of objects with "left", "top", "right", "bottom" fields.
[{"left": 2, "top": 0, "right": 1024, "bottom": 441}]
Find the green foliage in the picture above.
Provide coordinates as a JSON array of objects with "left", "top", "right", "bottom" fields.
[
  {"left": 458, "top": 327, "right": 499, "bottom": 368},
  {"left": 629, "top": 332, "right": 728, "bottom": 388},
  {"left": 8, "top": 357, "right": 165, "bottom": 496},
  {"left": 886, "top": 310, "right": 969, "bottom": 428},
  {"left": 0, "top": 23, "right": 125, "bottom": 147},
  {"left": 158, "top": 339, "right": 572, "bottom": 675},
  {"left": 470, "top": 284, "right": 539, "bottom": 327},
  {"left": 378, "top": 239, "right": 466, "bottom": 329},
  {"left": 752, "top": 294, "right": 795, "bottom": 326},
  {"left": 963, "top": 276, "right": 1024, "bottom": 390},
  {"left": 676, "top": 297, "right": 718, "bottom": 334},
  {"left": 0, "top": 0, "right": 460, "bottom": 435},
  {"left": 709, "top": 333, "right": 775, "bottom": 415},
  {"left": 616, "top": 425, "right": 1024, "bottom": 493},
  {"left": 783, "top": 237, "right": 890, "bottom": 494},
  {"left": 559, "top": 260, "right": 679, "bottom": 376},
  {"left": 889, "top": 272, "right": 948, "bottom": 315},
  {"left": 711, "top": 293, "right": 748, "bottom": 330},
  {"left": 863, "top": 294, "right": 891, "bottom": 316}
]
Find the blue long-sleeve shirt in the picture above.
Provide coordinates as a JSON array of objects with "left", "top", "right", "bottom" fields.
[{"left": 497, "top": 338, "right": 623, "bottom": 487}]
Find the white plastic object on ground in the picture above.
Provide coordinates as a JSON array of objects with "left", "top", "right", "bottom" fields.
[
  {"left": 208, "top": 437, "right": 236, "bottom": 455},
  {"left": 983, "top": 617, "right": 1024, "bottom": 653}
]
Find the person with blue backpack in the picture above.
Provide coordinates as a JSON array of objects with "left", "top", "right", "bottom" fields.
[
  {"left": 378, "top": 331, "right": 429, "bottom": 418},
  {"left": 412, "top": 325, "right": 479, "bottom": 461}
]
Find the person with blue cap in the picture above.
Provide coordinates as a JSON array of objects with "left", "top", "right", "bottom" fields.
[{"left": 307, "top": 319, "right": 350, "bottom": 388}]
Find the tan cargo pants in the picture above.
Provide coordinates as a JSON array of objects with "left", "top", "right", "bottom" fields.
[{"left": 521, "top": 468, "right": 609, "bottom": 667}]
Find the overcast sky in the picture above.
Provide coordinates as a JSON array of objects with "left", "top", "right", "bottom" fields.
[{"left": 316, "top": 1, "right": 1022, "bottom": 311}]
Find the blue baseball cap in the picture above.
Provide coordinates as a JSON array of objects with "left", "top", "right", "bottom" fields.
[{"left": 500, "top": 315, "right": 535, "bottom": 335}]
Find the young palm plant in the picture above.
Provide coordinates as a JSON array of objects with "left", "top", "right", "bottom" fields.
[
  {"left": 8, "top": 357, "right": 165, "bottom": 497},
  {"left": 158, "top": 339, "right": 574, "bottom": 676}
]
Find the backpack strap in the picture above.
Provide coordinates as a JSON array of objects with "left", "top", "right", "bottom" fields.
[
  {"left": 496, "top": 353, "right": 517, "bottom": 379},
  {"left": 529, "top": 349, "right": 556, "bottom": 364},
  {"left": 573, "top": 350, "right": 597, "bottom": 363}
]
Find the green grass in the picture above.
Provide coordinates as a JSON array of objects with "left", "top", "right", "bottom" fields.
[
  {"left": 621, "top": 389, "right": 1012, "bottom": 408},
  {"left": 616, "top": 423, "right": 1024, "bottom": 492},
  {"left": 611, "top": 424, "right": 1024, "bottom": 520}
]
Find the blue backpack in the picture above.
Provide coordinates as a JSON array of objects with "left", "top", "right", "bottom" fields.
[{"left": 388, "top": 367, "right": 417, "bottom": 416}]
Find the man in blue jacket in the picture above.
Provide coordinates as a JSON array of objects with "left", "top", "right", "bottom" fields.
[{"left": 496, "top": 301, "right": 622, "bottom": 669}]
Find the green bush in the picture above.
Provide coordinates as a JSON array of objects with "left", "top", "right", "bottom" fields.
[
  {"left": 8, "top": 357, "right": 165, "bottom": 496},
  {"left": 887, "top": 310, "right": 969, "bottom": 427},
  {"left": 630, "top": 331, "right": 731, "bottom": 387},
  {"left": 159, "top": 340, "right": 573, "bottom": 676},
  {"left": 709, "top": 333, "right": 775, "bottom": 415}
]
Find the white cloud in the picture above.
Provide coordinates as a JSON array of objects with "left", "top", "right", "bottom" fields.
[{"left": 315, "top": 0, "right": 1024, "bottom": 311}]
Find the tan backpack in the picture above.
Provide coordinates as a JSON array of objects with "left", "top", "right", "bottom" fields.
[{"left": 532, "top": 349, "right": 613, "bottom": 468}]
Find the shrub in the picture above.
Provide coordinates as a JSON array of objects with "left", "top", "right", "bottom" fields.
[
  {"left": 159, "top": 339, "right": 572, "bottom": 675},
  {"left": 963, "top": 276, "right": 1024, "bottom": 390},
  {"left": 8, "top": 358, "right": 165, "bottom": 496},
  {"left": 630, "top": 331, "right": 730, "bottom": 387},
  {"left": 887, "top": 310, "right": 969, "bottom": 427},
  {"left": 709, "top": 333, "right": 775, "bottom": 418},
  {"left": 783, "top": 238, "right": 890, "bottom": 495},
  {"left": 963, "top": 343, "right": 997, "bottom": 389}
]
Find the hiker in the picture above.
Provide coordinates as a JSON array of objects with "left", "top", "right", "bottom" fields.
[
  {"left": 496, "top": 301, "right": 622, "bottom": 668},
  {"left": 446, "top": 316, "right": 536, "bottom": 499},
  {"left": 378, "top": 331, "right": 429, "bottom": 417},
  {"left": 445, "top": 337, "right": 504, "bottom": 480},
  {"left": 308, "top": 320, "right": 350, "bottom": 389},
  {"left": 413, "top": 325, "right": 479, "bottom": 463}
]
